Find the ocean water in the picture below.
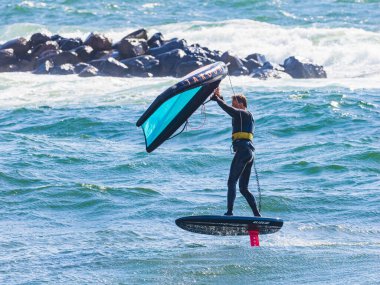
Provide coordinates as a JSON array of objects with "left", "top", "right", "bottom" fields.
[{"left": 1, "top": 1, "right": 380, "bottom": 284}]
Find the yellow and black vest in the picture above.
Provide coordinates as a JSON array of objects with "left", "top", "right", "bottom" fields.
[{"left": 232, "top": 111, "right": 254, "bottom": 142}]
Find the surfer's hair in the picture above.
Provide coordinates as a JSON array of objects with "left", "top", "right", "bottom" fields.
[{"left": 232, "top": 94, "right": 247, "bottom": 108}]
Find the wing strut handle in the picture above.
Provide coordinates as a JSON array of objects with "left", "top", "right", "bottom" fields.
[{"left": 248, "top": 230, "right": 260, "bottom": 247}]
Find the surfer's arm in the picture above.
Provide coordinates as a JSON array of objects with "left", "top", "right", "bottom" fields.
[{"left": 213, "top": 96, "right": 240, "bottom": 118}]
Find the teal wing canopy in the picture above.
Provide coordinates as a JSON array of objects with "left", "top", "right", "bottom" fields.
[
  {"left": 136, "top": 62, "right": 228, "bottom": 152},
  {"left": 142, "top": 86, "right": 202, "bottom": 149}
]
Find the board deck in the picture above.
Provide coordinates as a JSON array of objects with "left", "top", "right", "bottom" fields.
[{"left": 175, "top": 215, "right": 283, "bottom": 236}]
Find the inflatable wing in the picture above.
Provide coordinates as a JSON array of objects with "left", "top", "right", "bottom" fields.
[{"left": 136, "top": 62, "right": 228, "bottom": 153}]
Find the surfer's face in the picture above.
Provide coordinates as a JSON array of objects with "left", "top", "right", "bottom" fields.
[{"left": 232, "top": 98, "right": 245, "bottom": 109}]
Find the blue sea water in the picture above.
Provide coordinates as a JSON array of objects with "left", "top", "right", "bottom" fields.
[{"left": 1, "top": 1, "right": 380, "bottom": 284}]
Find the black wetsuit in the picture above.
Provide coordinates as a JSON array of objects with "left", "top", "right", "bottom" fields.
[{"left": 214, "top": 96, "right": 261, "bottom": 216}]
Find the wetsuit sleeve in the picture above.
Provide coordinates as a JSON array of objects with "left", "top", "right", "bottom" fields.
[{"left": 214, "top": 96, "right": 240, "bottom": 118}]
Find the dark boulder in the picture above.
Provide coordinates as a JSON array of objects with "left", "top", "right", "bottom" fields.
[
  {"left": 121, "top": 55, "right": 159, "bottom": 76},
  {"left": 246, "top": 53, "right": 266, "bottom": 64},
  {"left": 251, "top": 68, "right": 291, "bottom": 80},
  {"left": 89, "top": 57, "right": 128, "bottom": 77},
  {"left": 243, "top": 58, "right": 263, "bottom": 73},
  {"left": 74, "top": 63, "right": 92, "bottom": 73},
  {"left": 50, "top": 63, "right": 76, "bottom": 75},
  {"left": 121, "top": 57, "right": 145, "bottom": 75},
  {"left": 17, "top": 59, "right": 36, "bottom": 72},
  {"left": 243, "top": 53, "right": 267, "bottom": 73},
  {"left": 221, "top": 51, "right": 249, "bottom": 76},
  {"left": 182, "top": 54, "right": 215, "bottom": 65},
  {"left": 79, "top": 65, "right": 99, "bottom": 77},
  {"left": 123, "top": 29, "right": 148, "bottom": 40},
  {"left": 250, "top": 61, "right": 290, "bottom": 80},
  {"left": 148, "top": 39, "right": 187, "bottom": 57},
  {"left": 33, "top": 60, "right": 54, "bottom": 74},
  {"left": 147, "top": 32, "right": 164, "bottom": 48},
  {"left": 50, "top": 34, "right": 64, "bottom": 41},
  {"left": 40, "top": 51, "right": 80, "bottom": 66},
  {"left": 74, "top": 45, "right": 94, "bottom": 62},
  {"left": 32, "top": 41, "right": 59, "bottom": 58},
  {"left": 1, "top": 37, "right": 30, "bottom": 58},
  {"left": 184, "top": 45, "right": 210, "bottom": 59},
  {"left": 155, "top": 49, "right": 187, "bottom": 76},
  {"left": 93, "top": 50, "right": 114, "bottom": 60},
  {"left": 0, "top": 49, "right": 18, "bottom": 66},
  {"left": 283, "top": 56, "right": 327, "bottom": 79},
  {"left": 58, "top": 38, "right": 83, "bottom": 51},
  {"left": 207, "top": 50, "right": 223, "bottom": 61},
  {"left": 0, "top": 64, "right": 19, "bottom": 73},
  {"left": 37, "top": 50, "right": 60, "bottom": 62},
  {"left": 84, "top": 33, "right": 112, "bottom": 52},
  {"left": 30, "top": 33, "right": 50, "bottom": 47},
  {"left": 117, "top": 38, "right": 148, "bottom": 59}
]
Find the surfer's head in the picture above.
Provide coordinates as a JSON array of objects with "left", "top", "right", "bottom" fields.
[{"left": 232, "top": 94, "right": 247, "bottom": 109}]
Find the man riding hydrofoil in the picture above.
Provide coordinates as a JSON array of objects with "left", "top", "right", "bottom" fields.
[{"left": 211, "top": 87, "right": 261, "bottom": 217}]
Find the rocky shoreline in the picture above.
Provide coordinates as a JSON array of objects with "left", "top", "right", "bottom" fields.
[{"left": 0, "top": 28, "right": 327, "bottom": 79}]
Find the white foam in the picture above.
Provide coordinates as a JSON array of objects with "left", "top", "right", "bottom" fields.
[{"left": 0, "top": 72, "right": 173, "bottom": 109}]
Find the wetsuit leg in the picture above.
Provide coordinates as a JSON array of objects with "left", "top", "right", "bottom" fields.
[
  {"left": 239, "top": 156, "right": 261, "bottom": 217},
  {"left": 226, "top": 148, "right": 252, "bottom": 215}
]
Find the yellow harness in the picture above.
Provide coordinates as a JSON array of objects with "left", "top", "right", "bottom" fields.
[{"left": 232, "top": 132, "right": 253, "bottom": 141}]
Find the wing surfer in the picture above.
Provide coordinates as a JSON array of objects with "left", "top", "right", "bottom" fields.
[{"left": 211, "top": 87, "right": 261, "bottom": 217}]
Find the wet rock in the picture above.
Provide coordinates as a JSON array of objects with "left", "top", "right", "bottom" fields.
[
  {"left": 17, "top": 59, "right": 36, "bottom": 72},
  {"left": 136, "top": 55, "right": 160, "bottom": 73},
  {"left": 0, "top": 49, "right": 18, "bottom": 66},
  {"left": 74, "top": 45, "right": 94, "bottom": 62},
  {"left": 89, "top": 57, "right": 128, "bottom": 77},
  {"left": 242, "top": 53, "right": 267, "bottom": 73},
  {"left": 283, "top": 56, "right": 327, "bottom": 79},
  {"left": 246, "top": 53, "right": 267, "bottom": 64},
  {"left": 0, "top": 64, "right": 19, "bottom": 72},
  {"left": 32, "top": 41, "right": 59, "bottom": 58},
  {"left": 184, "top": 45, "right": 211, "bottom": 59},
  {"left": 58, "top": 38, "right": 83, "bottom": 51},
  {"left": 251, "top": 68, "right": 291, "bottom": 79},
  {"left": 155, "top": 49, "right": 187, "bottom": 76},
  {"left": 30, "top": 33, "right": 50, "bottom": 47},
  {"left": 37, "top": 50, "right": 60, "bottom": 63},
  {"left": 250, "top": 61, "right": 290, "bottom": 79},
  {"left": 78, "top": 65, "right": 99, "bottom": 77},
  {"left": 50, "top": 34, "right": 64, "bottom": 41},
  {"left": 33, "top": 60, "right": 54, "bottom": 74},
  {"left": 93, "top": 50, "right": 114, "bottom": 60},
  {"left": 50, "top": 63, "right": 76, "bottom": 75},
  {"left": 1, "top": 37, "right": 30, "bottom": 58},
  {"left": 40, "top": 51, "right": 80, "bottom": 66},
  {"left": 121, "top": 55, "right": 159, "bottom": 76},
  {"left": 207, "top": 50, "right": 223, "bottom": 61},
  {"left": 243, "top": 58, "right": 263, "bottom": 73},
  {"left": 74, "top": 63, "right": 91, "bottom": 73},
  {"left": 147, "top": 32, "right": 164, "bottom": 48},
  {"left": 84, "top": 33, "right": 112, "bottom": 52},
  {"left": 221, "top": 51, "right": 249, "bottom": 76},
  {"left": 123, "top": 28, "right": 148, "bottom": 40},
  {"left": 182, "top": 54, "right": 215, "bottom": 65},
  {"left": 148, "top": 39, "right": 187, "bottom": 57},
  {"left": 117, "top": 38, "right": 148, "bottom": 59}
]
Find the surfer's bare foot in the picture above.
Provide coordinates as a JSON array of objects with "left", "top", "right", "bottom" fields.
[
  {"left": 254, "top": 213, "right": 261, "bottom": 217},
  {"left": 224, "top": 211, "right": 233, "bottom": 216}
]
